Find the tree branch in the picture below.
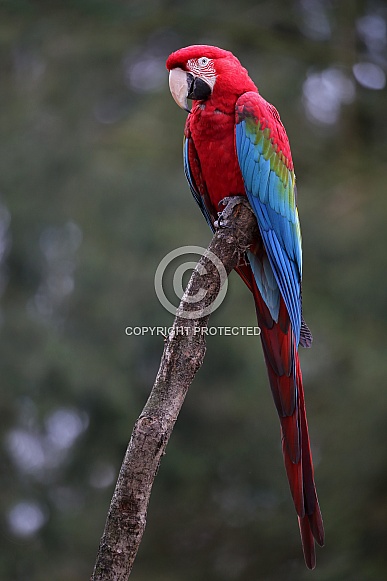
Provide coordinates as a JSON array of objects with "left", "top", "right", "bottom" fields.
[{"left": 90, "top": 197, "right": 258, "bottom": 580}]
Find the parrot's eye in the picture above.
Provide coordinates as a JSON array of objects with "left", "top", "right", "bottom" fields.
[{"left": 198, "top": 57, "right": 210, "bottom": 67}]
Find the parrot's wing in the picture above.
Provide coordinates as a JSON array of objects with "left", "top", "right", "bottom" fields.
[
  {"left": 183, "top": 136, "right": 216, "bottom": 232},
  {"left": 235, "top": 92, "right": 303, "bottom": 345}
]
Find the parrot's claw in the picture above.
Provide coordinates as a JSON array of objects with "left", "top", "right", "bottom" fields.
[
  {"left": 214, "top": 216, "right": 226, "bottom": 229},
  {"left": 215, "top": 196, "right": 253, "bottom": 229}
]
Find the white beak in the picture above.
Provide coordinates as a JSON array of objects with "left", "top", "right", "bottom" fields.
[{"left": 169, "top": 67, "right": 190, "bottom": 113}]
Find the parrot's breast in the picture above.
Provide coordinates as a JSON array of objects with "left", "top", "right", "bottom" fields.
[{"left": 187, "top": 103, "right": 246, "bottom": 208}]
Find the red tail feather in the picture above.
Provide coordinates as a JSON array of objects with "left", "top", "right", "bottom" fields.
[{"left": 247, "top": 274, "right": 324, "bottom": 568}]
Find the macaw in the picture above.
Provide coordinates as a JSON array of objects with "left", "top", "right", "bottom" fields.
[{"left": 166, "top": 45, "right": 324, "bottom": 569}]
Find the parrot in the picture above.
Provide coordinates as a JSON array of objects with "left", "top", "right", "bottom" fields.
[{"left": 166, "top": 45, "right": 324, "bottom": 569}]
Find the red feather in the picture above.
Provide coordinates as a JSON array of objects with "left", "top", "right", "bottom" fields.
[
  {"left": 253, "top": 280, "right": 324, "bottom": 565},
  {"left": 167, "top": 45, "right": 324, "bottom": 568}
]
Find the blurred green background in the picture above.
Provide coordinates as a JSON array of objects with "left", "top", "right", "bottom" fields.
[{"left": 1, "top": 1, "right": 387, "bottom": 579}]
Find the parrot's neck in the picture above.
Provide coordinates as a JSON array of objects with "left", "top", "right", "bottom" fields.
[{"left": 188, "top": 99, "right": 235, "bottom": 141}]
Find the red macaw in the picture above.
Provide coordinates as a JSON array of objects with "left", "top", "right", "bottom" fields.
[{"left": 166, "top": 45, "right": 324, "bottom": 569}]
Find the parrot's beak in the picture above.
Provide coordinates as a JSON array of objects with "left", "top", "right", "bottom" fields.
[
  {"left": 169, "top": 68, "right": 191, "bottom": 113},
  {"left": 169, "top": 67, "right": 212, "bottom": 113}
]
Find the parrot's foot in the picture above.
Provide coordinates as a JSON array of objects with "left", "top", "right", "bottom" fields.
[{"left": 215, "top": 196, "right": 253, "bottom": 229}]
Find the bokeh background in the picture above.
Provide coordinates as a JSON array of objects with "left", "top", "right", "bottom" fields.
[{"left": 1, "top": 1, "right": 387, "bottom": 579}]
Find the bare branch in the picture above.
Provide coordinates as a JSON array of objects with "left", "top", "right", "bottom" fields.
[{"left": 91, "top": 198, "right": 258, "bottom": 581}]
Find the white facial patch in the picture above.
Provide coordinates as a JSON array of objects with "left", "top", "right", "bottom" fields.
[{"left": 187, "top": 57, "right": 217, "bottom": 90}]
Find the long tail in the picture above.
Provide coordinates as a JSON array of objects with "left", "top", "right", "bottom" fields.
[
  {"left": 252, "top": 282, "right": 324, "bottom": 568},
  {"left": 236, "top": 259, "right": 324, "bottom": 568}
]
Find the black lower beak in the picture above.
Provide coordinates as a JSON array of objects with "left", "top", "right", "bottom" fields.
[{"left": 186, "top": 73, "right": 212, "bottom": 101}]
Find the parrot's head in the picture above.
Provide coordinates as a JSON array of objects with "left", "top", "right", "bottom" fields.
[{"left": 166, "top": 45, "right": 256, "bottom": 112}]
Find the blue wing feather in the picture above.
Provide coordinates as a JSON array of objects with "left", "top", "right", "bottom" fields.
[
  {"left": 248, "top": 249, "right": 280, "bottom": 318},
  {"left": 235, "top": 101, "right": 303, "bottom": 344}
]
